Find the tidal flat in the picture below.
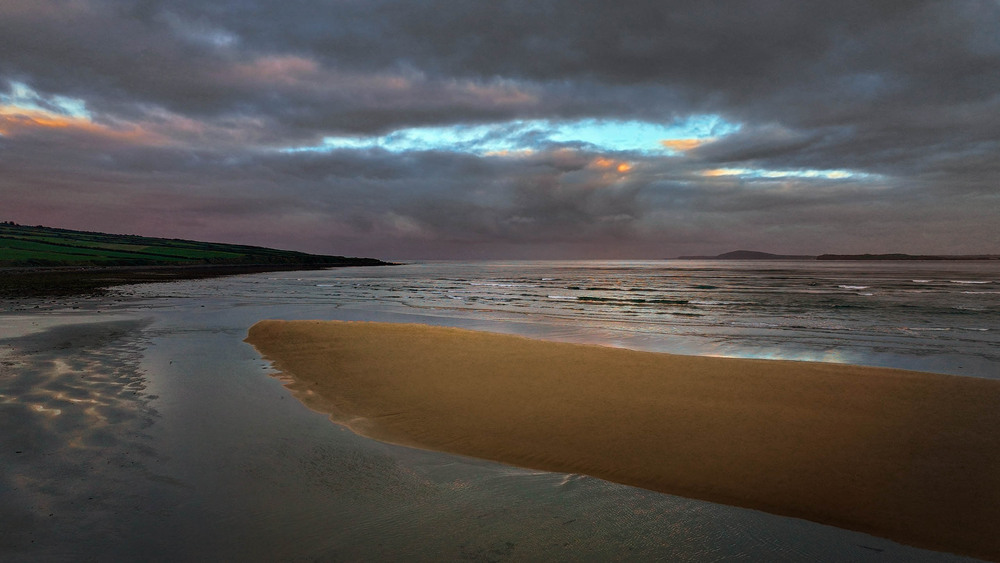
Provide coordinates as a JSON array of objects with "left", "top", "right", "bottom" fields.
[{"left": 1, "top": 262, "right": 995, "bottom": 561}]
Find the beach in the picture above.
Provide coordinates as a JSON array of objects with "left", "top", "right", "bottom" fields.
[
  {"left": 247, "top": 319, "right": 1000, "bottom": 561},
  {"left": 3, "top": 261, "right": 996, "bottom": 561}
]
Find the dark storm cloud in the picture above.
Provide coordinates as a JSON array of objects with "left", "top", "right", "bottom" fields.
[
  {"left": 9, "top": 0, "right": 993, "bottom": 135},
  {"left": 1, "top": 0, "right": 998, "bottom": 257}
]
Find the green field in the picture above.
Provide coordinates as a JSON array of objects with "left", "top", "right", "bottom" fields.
[{"left": 0, "top": 223, "right": 382, "bottom": 268}]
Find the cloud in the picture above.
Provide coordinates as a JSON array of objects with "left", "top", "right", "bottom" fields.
[
  {"left": 660, "top": 139, "right": 705, "bottom": 152},
  {"left": 1, "top": 0, "right": 998, "bottom": 257}
]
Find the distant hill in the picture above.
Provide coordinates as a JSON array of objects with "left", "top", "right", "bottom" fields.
[
  {"left": 676, "top": 250, "right": 816, "bottom": 260},
  {"left": 0, "top": 222, "right": 389, "bottom": 268},
  {"left": 677, "top": 249, "right": 999, "bottom": 261}
]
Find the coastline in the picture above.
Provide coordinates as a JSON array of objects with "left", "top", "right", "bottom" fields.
[
  {"left": 247, "top": 319, "right": 1000, "bottom": 561},
  {"left": 0, "top": 262, "right": 392, "bottom": 298}
]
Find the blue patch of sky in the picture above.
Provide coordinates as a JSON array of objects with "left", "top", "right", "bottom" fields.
[
  {"left": 279, "top": 115, "right": 877, "bottom": 181},
  {"left": 710, "top": 167, "right": 880, "bottom": 180},
  {"left": 284, "top": 114, "right": 741, "bottom": 155},
  {"left": 0, "top": 81, "right": 92, "bottom": 119}
]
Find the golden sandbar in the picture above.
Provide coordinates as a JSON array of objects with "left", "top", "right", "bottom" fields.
[{"left": 246, "top": 320, "right": 1000, "bottom": 560}]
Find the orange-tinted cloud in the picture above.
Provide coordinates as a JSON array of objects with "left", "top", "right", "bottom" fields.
[
  {"left": 701, "top": 168, "right": 744, "bottom": 177},
  {"left": 591, "top": 156, "right": 617, "bottom": 169},
  {"left": 0, "top": 105, "right": 160, "bottom": 144},
  {"left": 0, "top": 106, "right": 81, "bottom": 133},
  {"left": 660, "top": 138, "right": 705, "bottom": 151},
  {"left": 587, "top": 156, "right": 632, "bottom": 175}
]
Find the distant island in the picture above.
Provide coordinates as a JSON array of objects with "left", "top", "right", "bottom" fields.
[
  {"left": 0, "top": 222, "right": 394, "bottom": 297},
  {"left": 677, "top": 249, "right": 999, "bottom": 261}
]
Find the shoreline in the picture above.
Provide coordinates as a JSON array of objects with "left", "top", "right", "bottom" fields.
[
  {"left": 0, "top": 262, "right": 393, "bottom": 298},
  {"left": 246, "top": 319, "right": 1000, "bottom": 561}
]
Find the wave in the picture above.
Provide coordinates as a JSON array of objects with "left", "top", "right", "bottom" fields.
[{"left": 576, "top": 296, "right": 690, "bottom": 305}]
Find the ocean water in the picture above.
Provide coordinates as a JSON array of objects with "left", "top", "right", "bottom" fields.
[
  {"left": 126, "top": 260, "right": 1000, "bottom": 378},
  {"left": 2, "top": 260, "right": 997, "bottom": 561}
]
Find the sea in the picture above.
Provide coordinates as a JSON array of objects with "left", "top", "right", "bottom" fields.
[
  {"left": 129, "top": 259, "right": 1000, "bottom": 378},
  {"left": 1, "top": 260, "right": 997, "bottom": 561}
]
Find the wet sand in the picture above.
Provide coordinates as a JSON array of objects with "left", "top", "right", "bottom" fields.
[
  {"left": 247, "top": 319, "right": 1000, "bottom": 561},
  {"left": 0, "top": 318, "right": 172, "bottom": 559}
]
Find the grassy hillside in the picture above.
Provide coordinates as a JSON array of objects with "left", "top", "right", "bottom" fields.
[
  {"left": 0, "top": 223, "right": 383, "bottom": 268},
  {"left": 0, "top": 223, "right": 392, "bottom": 297}
]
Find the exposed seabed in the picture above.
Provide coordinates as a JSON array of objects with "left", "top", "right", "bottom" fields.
[{"left": 0, "top": 292, "right": 986, "bottom": 561}]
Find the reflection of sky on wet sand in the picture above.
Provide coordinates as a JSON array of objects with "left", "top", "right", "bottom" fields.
[
  {"left": 0, "top": 319, "right": 186, "bottom": 560},
  {"left": 0, "top": 293, "right": 986, "bottom": 561}
]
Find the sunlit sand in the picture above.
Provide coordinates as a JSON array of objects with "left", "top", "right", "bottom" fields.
[{"left": 246, "top": 319, "right": 1000, "bottom": 561}]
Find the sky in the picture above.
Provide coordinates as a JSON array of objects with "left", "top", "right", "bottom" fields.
[{"left": 1, "top": 1, "right": 998, "bottom": 259}]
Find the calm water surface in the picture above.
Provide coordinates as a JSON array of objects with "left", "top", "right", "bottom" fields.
[{"left": 129, "top": 260, "right": 1000, "bottom": 378}]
